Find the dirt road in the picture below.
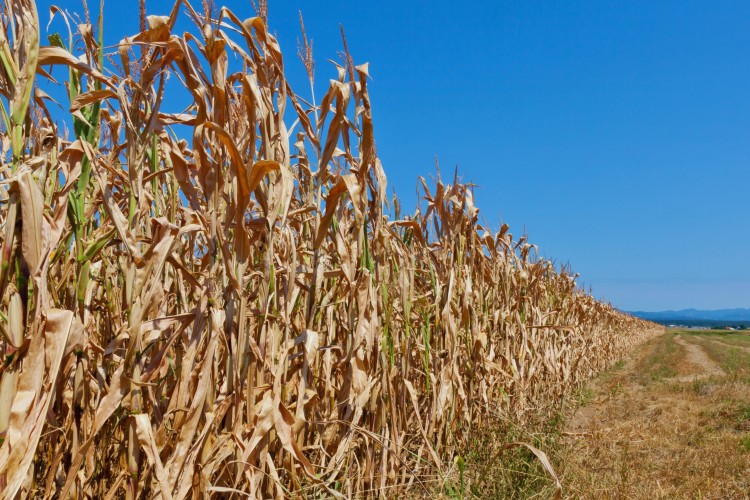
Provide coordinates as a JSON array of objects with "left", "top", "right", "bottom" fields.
[{"left": 559, "top": 330, "right": 750, "bottom": 499}]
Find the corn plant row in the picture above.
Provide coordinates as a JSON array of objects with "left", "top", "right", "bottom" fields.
[{"left": 0, "top": 1, "right": 662, "bottom": 497}]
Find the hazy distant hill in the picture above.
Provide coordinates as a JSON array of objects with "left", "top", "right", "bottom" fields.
[{"left": 628, "top": 308, "right": 750, "bottom": 322}]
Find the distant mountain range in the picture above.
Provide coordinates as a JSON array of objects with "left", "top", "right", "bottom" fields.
[{"left": 628, "top": 308, "right": 750, "bottom": 323}]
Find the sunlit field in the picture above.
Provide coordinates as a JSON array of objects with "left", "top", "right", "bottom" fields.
[{"left": 0, "top": 1, "right": 662, "bottom": 497}]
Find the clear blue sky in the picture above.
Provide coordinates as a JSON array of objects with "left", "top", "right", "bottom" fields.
[{"left": 39, "top": 0, "right": 750, "bottom": 311}]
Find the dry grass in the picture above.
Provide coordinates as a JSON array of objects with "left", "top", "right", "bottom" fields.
[
  {"left": 558, "top": 331, "right": 750, "bottom": 499},
  {"left": 0, "top": 1, "right": 661, "bottom": 497}
]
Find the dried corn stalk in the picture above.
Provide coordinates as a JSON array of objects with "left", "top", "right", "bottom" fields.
[{"left": 0, "top": 1, "right": 663, "bottom": 497}]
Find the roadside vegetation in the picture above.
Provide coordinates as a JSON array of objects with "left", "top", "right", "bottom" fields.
[
  {"left": 0, "top": 0, "right": 661, "bottom": 497},
  {"left": 479, "top": 329, "right": 750, "bottom": 498}
]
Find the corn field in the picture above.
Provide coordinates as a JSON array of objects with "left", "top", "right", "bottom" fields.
[{"left": 0, "top": 0, "right": 662, "bottom": 497}]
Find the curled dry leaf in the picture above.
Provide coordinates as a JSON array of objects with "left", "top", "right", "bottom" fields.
[{"left": 0, "top": 1, "right": 662, "bottom": 498}]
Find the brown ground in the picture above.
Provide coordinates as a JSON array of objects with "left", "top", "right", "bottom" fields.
[
  {"left": 670, "top": 334, "right": 725, "bottom": 381},
  {"left": 558, "top": 330, "right": 750, "bottom": 499}
]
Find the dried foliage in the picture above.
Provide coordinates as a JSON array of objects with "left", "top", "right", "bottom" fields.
[{"left": 0, "top": 1, "right": 662, "bottom": 497}]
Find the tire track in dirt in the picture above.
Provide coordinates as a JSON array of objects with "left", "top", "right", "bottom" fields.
[
  {"left": 671, "top": 335, "right": 724, "bottom": 381},
  {"left": 568, "top": 335, "right": 725, "bottom": 431},
  {"left": 707, "top": 338, "right": 750, "bottom": 354},
  {"left": 559, "top": 333, "right": 750, "bottom": 497}
]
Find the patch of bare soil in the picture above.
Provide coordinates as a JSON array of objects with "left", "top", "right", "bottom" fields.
[
  {"left": 671, "top": 335, "right": 725, "bottom": 381},
  {"left": 558, "top": 333, "right": 750, "bottom": 499}
]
